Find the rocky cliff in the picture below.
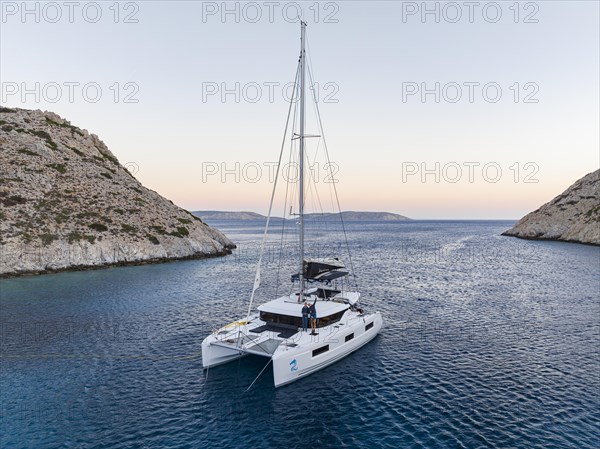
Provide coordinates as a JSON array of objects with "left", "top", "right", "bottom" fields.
[
  {"left": 502, "top": 169, "right": 599, "bottom": 245},
  {"left": 0, "top": 107, "right": 235, "bottom": 277}
]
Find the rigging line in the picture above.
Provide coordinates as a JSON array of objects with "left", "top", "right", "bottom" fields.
[
  {"left": 276, "top": 72, "right": 301, "bottom": 296},
  {"left": 304, "top": 144, "right": 325, "bottom": 216},
  {"left": 306, "top": 55, "right": 359, "bottom": 292},
  {"left": 303, "top": 41, "right": 337, "bottom": 252},
  {"left": 305, "top": 33, "right": 335, "bottom": 222},
  {"left": 311, "top": 51, "right": 343, "bottom": 260},
  {"left": 304, "top": 151, "right": 332, "bottom": 257},
  {"left": 244, "top": 358, "right": 273, "bottom": 393},
  {"left": 305, "top": 33, "right": 317, "bottom": 103},
  {"left": 284, "top": 139, "right": 299, "bottom": 296},
  {"left": 203, "top": 350, "right": 211, "bottom": 385},
  {"left": 301, "top": 97, "right": 327, "bottom": 232},
  {"left": 237, "top": 345, "right": 243, "bottom": 387},
  {"left": 289, "top": 136, "right": 300, "bottom": 234},
  {"left": 245, "top": 60, "right": 301, "bottom": 321},
  {"left": 277, "top": 140, "right": 295, "bottom": 287}
]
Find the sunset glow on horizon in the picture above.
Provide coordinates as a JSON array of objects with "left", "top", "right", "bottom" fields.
[{"left": 2, "top": 2, "right": 598, "bottom": 219}]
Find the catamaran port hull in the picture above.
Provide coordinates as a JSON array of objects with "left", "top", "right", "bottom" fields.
[{"left": 202, "top": 339, "right": 245, "bottom": 369}]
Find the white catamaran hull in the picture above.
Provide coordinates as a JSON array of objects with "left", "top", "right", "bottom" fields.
[
  {"left": 272, "top": 312, "right": 383, "bottom": 387},
  {"left": 202, "top": 309, "right": 383, "bottom": 387}
]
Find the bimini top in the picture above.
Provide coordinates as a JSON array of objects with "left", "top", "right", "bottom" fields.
[
  {"left": 258, "top": 294, "right": 350, "bottom": 318},
  {"left": 291, "top": 257, "right": 349, "bottom": 282}
]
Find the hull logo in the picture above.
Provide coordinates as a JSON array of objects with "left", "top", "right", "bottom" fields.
[{"left": 290, "top": 359, "right": 298, "bottom": 372}]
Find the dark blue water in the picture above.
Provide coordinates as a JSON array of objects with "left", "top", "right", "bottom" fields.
[{"left": 1, "top": 221, "right": 599, "bottom": 448}]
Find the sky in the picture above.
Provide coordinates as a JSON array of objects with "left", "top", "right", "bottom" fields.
[{"left": 1, "top": 1, "right": 598, "bottom": 219}]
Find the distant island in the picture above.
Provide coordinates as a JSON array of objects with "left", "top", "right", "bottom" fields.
[
  {"left": 502, "top": 169, "right": 599, "bottom": 246},
  {"left": 192, "top": 211, "right": 270, "bottom": 221},
  {"left": 307, "top": 211, "right": 410, "bottom": 221},
  {"left": 193, "top": 210, "right": 411, "bottom": 223},
  {"left": 0, "top": 108, "right": 235, "bottom": 277}
]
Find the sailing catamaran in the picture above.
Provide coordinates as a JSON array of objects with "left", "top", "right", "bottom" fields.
[{"left": 201, "top": 22, "right": 383, "bottom": 388}]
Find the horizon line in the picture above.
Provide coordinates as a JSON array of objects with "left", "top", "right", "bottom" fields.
[{"left": 188, "top": 209, "right": 519, "bottom": 221}]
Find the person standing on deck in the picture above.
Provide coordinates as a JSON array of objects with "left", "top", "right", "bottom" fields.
[
  {"left": 309, "top": 299, "right": 317, "bottom": 334},
  {"left": 301, "top": 302, "right": 310, "bottom": 332}
]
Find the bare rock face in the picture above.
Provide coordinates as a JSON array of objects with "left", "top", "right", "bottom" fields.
[
  {"left": 0, "top": 107, "right": 235, "bottom": 276},
  {"left": 502, "top": 169, "right": 599, "bottom": 245}
]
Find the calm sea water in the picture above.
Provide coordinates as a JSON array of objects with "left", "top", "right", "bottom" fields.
[{"left": 1, "top": 220, "right": 599, "bottom": 449}]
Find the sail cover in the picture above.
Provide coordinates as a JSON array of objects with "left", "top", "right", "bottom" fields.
[{"left": 291, "top": 258, "right": 349, "bottom": 282}]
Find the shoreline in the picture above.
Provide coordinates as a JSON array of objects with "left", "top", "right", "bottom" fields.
[
  {"left": 502, "top": 233, "right": 599, "bottom": 247},
  {"left": 0, "top": 246, "right": 235, "bottom": 279}
]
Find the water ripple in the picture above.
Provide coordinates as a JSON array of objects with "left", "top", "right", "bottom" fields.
[{"left": 1, "top": 221, "right": 599, "bottom": 448}]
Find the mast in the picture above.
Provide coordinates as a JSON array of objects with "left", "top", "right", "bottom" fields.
[{"left": 299, "top": 21, "right": 306, "bottom": 299}]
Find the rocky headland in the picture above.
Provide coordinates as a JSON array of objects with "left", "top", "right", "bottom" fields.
[
  {"left": 502, "top": 169, "right": 599, "bottom": 245},
  {"left": 0, "top": 107, "right": 235, "bottom": 277}
]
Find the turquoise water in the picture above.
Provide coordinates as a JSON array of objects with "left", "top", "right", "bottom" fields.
[{"left": 1, "top": 221, "right": 599, "bottom": 448}]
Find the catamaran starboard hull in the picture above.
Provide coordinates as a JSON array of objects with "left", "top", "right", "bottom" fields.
[{"left": 272, "top": 312, "right": 383, "bottom": 387}]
